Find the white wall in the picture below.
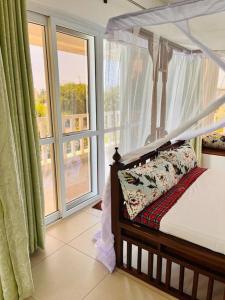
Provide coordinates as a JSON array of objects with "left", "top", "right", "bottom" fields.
[{"left": 202, "top": 154, "right": 225, "bottom": 171}]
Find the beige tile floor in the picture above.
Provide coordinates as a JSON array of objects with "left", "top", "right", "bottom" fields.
[{"left": 29, "top": 206, "right": 176, "bottom": 300}]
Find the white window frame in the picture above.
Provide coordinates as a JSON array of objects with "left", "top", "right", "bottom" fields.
[{"left": 28, "top": 9, "right": 105, "bottom": 225}]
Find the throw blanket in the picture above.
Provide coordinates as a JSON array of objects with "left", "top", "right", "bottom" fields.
[{"left": 123, "top": 167, "right": 207, "bottom": 230}]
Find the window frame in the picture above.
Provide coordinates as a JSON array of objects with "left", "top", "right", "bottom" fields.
[{"left": 28, "top": 11, "right": 104, "bottom": 224}]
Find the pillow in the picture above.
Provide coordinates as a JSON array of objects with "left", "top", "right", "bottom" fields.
[
  {"left": 159, "top": 142, "right": 197, "bottom": 181},
  {"left": 118, "top": 157, "right": 177, "bottom": 220},
  {"left": 202, "top": 132, "right": 225, "bottom": 150}
]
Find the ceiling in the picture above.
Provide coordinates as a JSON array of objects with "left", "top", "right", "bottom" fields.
[{"left": 28, "top": 0, "right": 167, "bottom": 28}]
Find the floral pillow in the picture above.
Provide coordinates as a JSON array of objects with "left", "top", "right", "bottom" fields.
[
  {"left": 159, "top": 142, "right": 197, "bottom": 181},
  {"left": 118, "top": 157, "right": 177, "bottom": 220},
  {"left": 202, "top": 132, "right": 225, "bottom": 150}
]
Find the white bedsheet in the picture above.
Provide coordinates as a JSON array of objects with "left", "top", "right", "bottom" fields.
[{"left": 160, "top": 169, "right": 225, "bottom": 255}]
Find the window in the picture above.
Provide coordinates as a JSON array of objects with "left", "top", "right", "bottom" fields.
[
  {"left": 28, "top": 13, "right": 98, "bottom": 223},
  {"left": 29, "top": 23, "right": 52, "bottom": 139},
  {"left": 40, "top": 144, "right": 57, "bottom": 216},
  {"left": 28, "top": 22, "right": 57, "bottom": 217},
  {"left": 57, "top": 30, "right": 89, "bottom": 134},
  {"left": 63, "top": 138, "right": 91, "bottom": 202},
  {"left": 56, "top": 26, "right": 97, "bottom": 207}
]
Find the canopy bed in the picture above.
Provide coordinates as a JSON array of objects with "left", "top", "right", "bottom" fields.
[
  {"left": 110, "top": 142, "right": 225, "bottom": 299},
  {"left": 95, "top": 0, "right": 225, "bottom": 299}
]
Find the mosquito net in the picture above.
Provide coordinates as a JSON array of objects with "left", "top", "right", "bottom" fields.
[
  {"left": 105, "top": 0, "right": 225, "bottom": 162},
  {"left": 95, "top": 0, "right": 225, "bottom": 271}
]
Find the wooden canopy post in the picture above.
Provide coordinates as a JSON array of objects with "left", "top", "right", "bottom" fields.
[
  {"left": 148, "top": 35, "right": 160, "bottom": 142},
  {"left": 159, "top": 41, "right": 173, "bottom": 138},
  {"left": 110, "top": 147, "right": 124, "bottom": 267}
]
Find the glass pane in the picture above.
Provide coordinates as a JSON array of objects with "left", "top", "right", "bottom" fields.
[
  {"left": 104, "top": 41, "right": 121, "bottom": 129},
  {"left": 28, "top": 23, "right": 52, "bottom": 139},
  {"left": 63, "top": 138, "right": 91, "bottom": 203},
  {"left": 40, "top": 144, "right": 57, "bottom": 216},
  {"left": 57, "top": 30, "right": 89, "bottom": 133}
]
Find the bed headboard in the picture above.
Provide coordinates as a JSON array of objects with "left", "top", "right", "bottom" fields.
[
  {"left": 111, "top": 140, "right": 185, "bottom": 170},
  {"left": 110, "top": 140, "right": 185, "bottom": 255}
]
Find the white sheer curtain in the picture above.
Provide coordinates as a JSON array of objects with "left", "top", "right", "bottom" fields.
[
  {"left": 165, "top": 51, "right": 219, "bottom": 163},
  {"left": 97, "top": 41, "right": 153, "bottom": 271},
  {"left": 166, "top": 52, "right": 202, "bottom": 132},
  {"left": 166, "top": 51, "right": 219, "bottom": 133},
  {"left": 104, "top": 41, "right": 153, "bottom": 172}
]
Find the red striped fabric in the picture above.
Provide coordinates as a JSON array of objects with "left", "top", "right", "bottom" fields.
[{"left": 123, "top": 167, "right": 207, "bottom": 230}]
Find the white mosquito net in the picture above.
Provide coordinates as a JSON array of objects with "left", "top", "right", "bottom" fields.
[
  {"left": 104, "top": 0, "right": 225, "bottom": 162},
  {"left": 95, "top": 0, "right": 225, "bottom": 272}
]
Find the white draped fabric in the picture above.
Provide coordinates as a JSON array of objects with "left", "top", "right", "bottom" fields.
[
  {"left": 95, "top": 0, "right": 225, "bottom": 272},
  {"left": 95, "top": 42, "right": 154, "bottom": 271},
  {"left": 166, "top": 52, "right": 219, "bottom": 134},
  {"left": 104, "top": 41, "right": 153, "bottom": 175}
]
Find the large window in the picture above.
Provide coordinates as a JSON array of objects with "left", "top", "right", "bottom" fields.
[
  {"left": 28, "top": 14, "right": 98, "bottom": 223},
  {"left": 28, "top": 22, "right": 57, "bottom": 217}
]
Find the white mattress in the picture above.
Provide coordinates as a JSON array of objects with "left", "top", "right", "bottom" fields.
[{"left": 160, "top": 169, "right": 225, "bottom": 255}]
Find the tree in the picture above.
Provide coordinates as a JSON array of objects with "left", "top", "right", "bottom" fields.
[
  {"left": 60, "top": 83, "right": 87, "bottom": 114},
  {"left": 35, "top": 89, "right": 48, "bottom": 117},
  {"left": 34, "top": 83, "right": 88, "bottom": 117}
]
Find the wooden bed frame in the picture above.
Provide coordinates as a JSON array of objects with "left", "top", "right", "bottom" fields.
[{"left": 110, "top": 141, "right": 225, "bottom": 299}]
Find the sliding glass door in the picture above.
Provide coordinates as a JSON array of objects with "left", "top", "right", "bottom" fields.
[{"left": 28, "top": 13, "right": 98, "bottom": 223}]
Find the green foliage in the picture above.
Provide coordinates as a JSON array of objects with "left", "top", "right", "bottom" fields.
[
  {"left": 34, "top": 83, "right": 120, "bottom": 117},
  {"left": 60, "top": 83, "right": 87, "bottom": 114},
  {"left": 35, "top": 102, "right": 47, "bottom": 117},
  {"left": 35, "top": 89, "right": 48, "bottom": 117},
  {"left": 34, "top": 83, "right": 88, "bottom": 116}
]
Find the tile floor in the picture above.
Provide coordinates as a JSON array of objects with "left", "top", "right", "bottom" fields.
[{"left": 29, "top": 206, "right": 176, "bottom": 300}]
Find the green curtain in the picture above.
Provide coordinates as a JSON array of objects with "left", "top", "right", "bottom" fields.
[
  {"left": 0, "top": 49, "right": 33, "bottom": 300},
  {"left": 0, "top": 0, "right": 45, "bottom": 298},
  {"left": 0, "top": 0, "right": 45, "bottom": 251}
]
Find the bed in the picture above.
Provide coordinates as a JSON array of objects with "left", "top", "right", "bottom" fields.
[
  {"left": 110, "top": 141, "right": 225, "bottom": 299},
  {"left": 202, "top": 133, "right": 225, "bottom": 157}
]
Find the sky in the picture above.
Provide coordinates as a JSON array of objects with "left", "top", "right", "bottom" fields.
[{"left": 30, "top": 45, "right": 88, "bottom": 91}]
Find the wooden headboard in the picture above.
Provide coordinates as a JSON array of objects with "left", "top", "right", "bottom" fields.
[
  {"left": 111, "top": 140, "right": 185, "bottom": 171},
  {"left": 110, "top": 140, "right": 185, "bottom": 244}
]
